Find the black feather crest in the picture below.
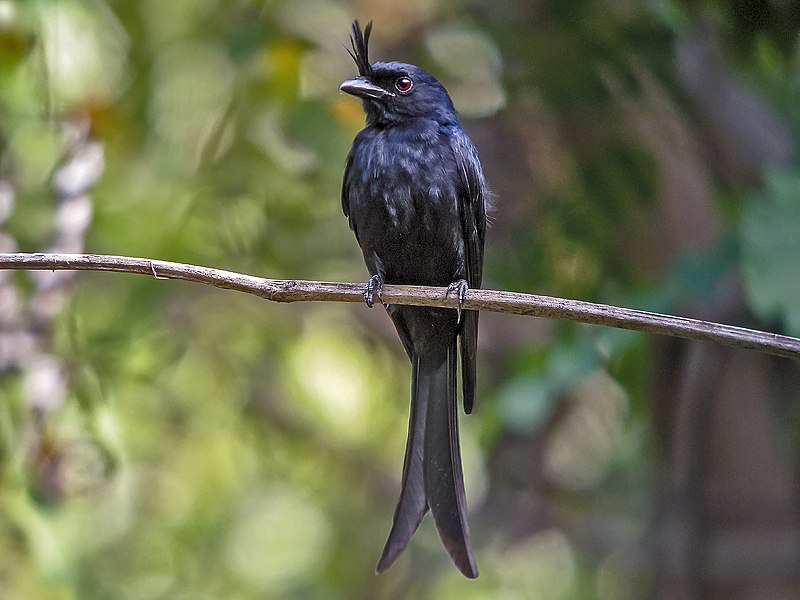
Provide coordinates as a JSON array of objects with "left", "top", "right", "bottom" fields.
[{"left": 347, "top": 20, "right": 373, "bottom": 78}]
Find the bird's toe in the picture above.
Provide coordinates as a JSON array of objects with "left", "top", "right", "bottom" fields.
[
  {"left": 364, "top": 274, "right": 384, "bottom": 308},
  {"left": 446, "top": 279, "right": 469, "bottom": 321}
]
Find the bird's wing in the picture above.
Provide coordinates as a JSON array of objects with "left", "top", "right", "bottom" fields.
[
  {"left": 448, "top": 127, "right": 486, "bottom": 290},
  {"left": 341, "top": 147, "right": 355, "bottom": 220},
  {"left": 448, "top": 126, "right": 486, "bottom": 414}
]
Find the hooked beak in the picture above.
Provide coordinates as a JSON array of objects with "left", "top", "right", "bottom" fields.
[{"left": 339, "top": 77, "right": 394, "bottom": 100}]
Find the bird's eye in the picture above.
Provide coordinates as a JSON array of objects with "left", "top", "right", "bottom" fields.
[{"left": 395, "top": 77, "right": 413, "bottom": 93}]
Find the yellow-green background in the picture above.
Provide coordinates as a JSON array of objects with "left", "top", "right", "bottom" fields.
[{"left": 1, "top": 0, "right": 799, "bottom": 598}]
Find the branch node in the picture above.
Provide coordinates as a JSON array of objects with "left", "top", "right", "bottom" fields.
[{"left": 150, "top": 261, "right": 163, "bottom": 280}]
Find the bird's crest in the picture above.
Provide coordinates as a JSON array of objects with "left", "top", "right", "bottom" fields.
[{"left": 347, "top": 20, "right": 373, "bottom": 78}]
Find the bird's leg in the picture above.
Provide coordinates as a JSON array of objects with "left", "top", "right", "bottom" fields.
[
  {"left": 364, "top": 274, "right": 384, "bottom": 308},
  {"left": 446, "top": 279, "right": 469, "bottom": 323}
]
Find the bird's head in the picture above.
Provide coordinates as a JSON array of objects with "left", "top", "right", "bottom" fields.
[{"left": 339, "top": 21, "right": 458, "bottom": 127}]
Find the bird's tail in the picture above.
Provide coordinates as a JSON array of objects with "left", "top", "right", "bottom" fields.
[{"left": 376, "top": 343, "right": 478, "bottom": 578}]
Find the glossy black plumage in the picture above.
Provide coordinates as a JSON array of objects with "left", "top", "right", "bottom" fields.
[{"left": 340, "top": 21, "right": 486, "bottom": 578}]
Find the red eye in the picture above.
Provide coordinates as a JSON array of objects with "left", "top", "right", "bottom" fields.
[{"left": 395, "top": 77, "right": 413, "bottom": 93}]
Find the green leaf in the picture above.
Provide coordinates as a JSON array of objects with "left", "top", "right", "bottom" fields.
[
  {"left": 741, "top": 168, "right": 800, "bottom": 336},
  {"left": 496, "top": 344, "right": 598, "bottom": 432}
]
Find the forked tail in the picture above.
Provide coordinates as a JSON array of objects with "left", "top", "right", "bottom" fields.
[{"left": 376, "top": 344, "right": 477, "bottom": 578}]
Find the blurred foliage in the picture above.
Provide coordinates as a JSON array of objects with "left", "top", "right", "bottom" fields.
[
  {"left": 0, "top": 0, "right": 798, "bottom": 598},
  {"left": 741, "top": 168, "right": 800, "bottom": 335}
]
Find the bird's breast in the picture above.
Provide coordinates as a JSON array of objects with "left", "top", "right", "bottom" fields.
[
  {"left": 346, "top": 126, "right": 465, "bottom": 285},
  {"left": 354, "top": 133, "right": 456, "bottom": 222}
]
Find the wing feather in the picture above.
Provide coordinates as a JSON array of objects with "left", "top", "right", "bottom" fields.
[{"left": 447, "top": 127, "right": 486, "bottom": 414}]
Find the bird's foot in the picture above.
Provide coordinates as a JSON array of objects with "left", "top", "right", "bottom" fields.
[
  {"left": 364, "top": 274, "right": 384, "bottom": 308},
  {"left": 446, "top": 279, "right": 469, "bottom": 323}
]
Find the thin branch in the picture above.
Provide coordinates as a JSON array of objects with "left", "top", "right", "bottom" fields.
[{"left": 0, "top": 252, "right": 798, "bottom": 360}]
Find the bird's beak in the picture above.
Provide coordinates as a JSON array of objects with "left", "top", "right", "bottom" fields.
[{"left": 339, "top": 77, "right": 394, "bottom": 99}]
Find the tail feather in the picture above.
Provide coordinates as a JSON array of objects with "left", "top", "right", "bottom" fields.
[
  {"left": 376, "top": 356, "right": 429, "bottom": 573},
  {"left": 459, "top": 310, "right": 479, "bottom": 414},
  {"left": 376, "top": 344, "right": 478, "bottom": 578},
  {"left": 425, "top": 344, "right": 477, "bottom": 578}
]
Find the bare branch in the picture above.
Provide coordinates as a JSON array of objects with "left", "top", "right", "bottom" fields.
[{"left": 0, "top": 252, "right": 797, "bottom": 359}]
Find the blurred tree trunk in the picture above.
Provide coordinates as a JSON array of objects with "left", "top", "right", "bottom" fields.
[{"left": 648, "top": 26, "right": 800, "bottom": 600}]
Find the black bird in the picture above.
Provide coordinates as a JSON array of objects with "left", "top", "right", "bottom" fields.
[{"left": 339, "top": 21, "right": 487, "bottom": 578}]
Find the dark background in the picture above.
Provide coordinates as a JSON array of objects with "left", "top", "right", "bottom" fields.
[{"left": 1, "top": 0, "right": 799, "bottom": 598}]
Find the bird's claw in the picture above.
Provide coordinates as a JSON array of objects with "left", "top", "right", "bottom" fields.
[
  {"left": 446, "top": 279, "right": 469, "bottom": 323},
  {"left": 364, "top": 274, "right": 384, "bottom": 308}
]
